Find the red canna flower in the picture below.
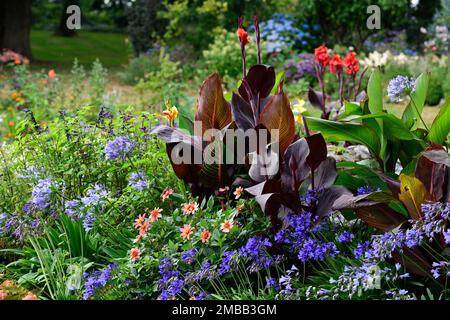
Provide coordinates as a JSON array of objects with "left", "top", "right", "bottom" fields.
[
  {"left": 329, "top": 53, "right": 344, "bottom": 74},
  {"left": 343, "top": 52, "right": 360, "bottom": 76},
  {"left": 236, "top": 28, "right": 250, "bottom": 46},
  {"left": 314, "top": 45, "right": 330, "bottom": 66}
]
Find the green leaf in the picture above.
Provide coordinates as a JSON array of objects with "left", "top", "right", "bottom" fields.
[
  {"left": 340, "top": 113, "right": 420, "bottom": 141},
  {"left": 337, "top": 101, "right": 363, "bottom": 119},
  {"left": 271, "top": 71, "right": 285, "bottom": 94},
  {"left": 367, "top": 69, "right": 386, "bottom": 161},
  {"left": 305, "top": 116, "right": 380, "bottom": 157},
  {"left": 428, "top": 98, "right": 450, "bottom": 145},
  {"left": 401, "top": 72, "right": 429, "bottom": 130}
]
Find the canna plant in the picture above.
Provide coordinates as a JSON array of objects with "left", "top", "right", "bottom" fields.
[
  {"left": 308, "top": 45, "right": 368, "bottom": 119},
  {"left": 151, "top": 17, "right": 297, "bottom": 197},
  {"left": 306, "top": 69, "right": 450, "bottom": 174}
]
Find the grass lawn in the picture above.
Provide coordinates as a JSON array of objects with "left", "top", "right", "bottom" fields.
[{"left": 30, "top": 30, "right": 132, "bottom": 69}]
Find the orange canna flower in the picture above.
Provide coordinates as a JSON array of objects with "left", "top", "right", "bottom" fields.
[
  {"left": 236, "top": 28, "right": 250, "bottom": 46},
  {"left": 181, "top": 202, "right": 199, "bottom": 215},
  {"left": 162, "top": 106, "right": 178, "bottom": 122},
  {"left": 180, "top": 224, "right": 194, "bottom": 240},
  {"left": 8, "top": 121, "right": 14, "bottom": 127},
  {"left": 220, "top": 219, "right": 234, "bottom": 233},
  {"left": 22, "top": 292, "right": 38, "bottom": 300},
  {"left": 134, "top": 213, "right": 146, "bottom": 229},
  {"left": 130, "top": 247, "right": 141, "bottom": 262},
  {"left": 48, "top": 69, "right": 56, "bottom": 79},
  {"left": 148, "top": 207, "right": 162, "bottom": 222},
  {"left": 200, "top": 229, "right": 211, "bottom": 243},
  {"left": 161, "top": 187, "right": 173, "bottom": 202},
  {"left": 233, "top": 186, "right": 244, "bottom": 200}
]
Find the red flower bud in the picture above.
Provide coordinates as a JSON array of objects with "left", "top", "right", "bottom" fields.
[
  {"left": 236, "top": 28, "right": 250, "bottom": 46},
  {"left": 314, "top": 45, "right": 330, "bottom": 66},
  {"left": 329, "top": 53, "right": 344, "bottom": 74}
]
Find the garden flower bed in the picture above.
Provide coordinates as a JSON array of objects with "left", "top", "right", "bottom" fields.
[{"left": 0, "top": 12, "right": 449, "bottom": 303}]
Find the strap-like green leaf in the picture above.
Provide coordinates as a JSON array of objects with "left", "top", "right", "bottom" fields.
[{"left": 428, "top": 98, "right": 450, "bottom": 145}]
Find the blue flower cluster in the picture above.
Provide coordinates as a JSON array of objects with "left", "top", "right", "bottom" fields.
[
  {"left": 275, "top": 212, "right": 339, "bottom": 263},
  {"left": 128, "top": 171, "right": 149, "bottom": 191},
  {"left": 83, "top": 263, "right": 116, "bottom": 300},
  {"left": 105, "top": 136, "right": 135, "bottom": 160},
  {"left": 387, "top": 75, "right": 416, "bottom": 102},
  {"left": 238, "top": 236, "right": 282, "bottom": 273},
  {"left": 31, "top": 178, "right": 53, "bottom": 210},
  {"left": 158, "top": 258, "right": 184, "bottom": 300},
  {"left": 257, "top": 13, "right": 316, "bottom": 55},
  {"left": 181, "top": 248, "right": 197, "bottom": 265},
  {"left": 64, "top": 184, "right": 109, "bottom": 232},
  {"left": 356, "top": 185, "right": 381, "bottom": 196}
]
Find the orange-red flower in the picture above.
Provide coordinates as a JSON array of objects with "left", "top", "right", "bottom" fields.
[
  {"left": 235, "top": 204, "right": 244, "bottom": 216},
  {"left": 181, "top": 202, "right": 199, "bottom": 215},
  {"left": 163, "top": 106, "right": 178, "bottom": 122},
  {"left": 134, "top": 213, "right": 146, "bottom": 229},
  {"left": 180, "top": 224, "right": 194, "bottom": 240},
  {"left": 48, "top": 69, "right": 56, "bottom": 79},
  {"left": 148, "top": 207, "right": 162, "bottom": 222},
  {"left": 8, "top": 121, "right": 14, "bottom": 127},
  {"left": 220, "top": 219, "right": 234, "bottom": 233},
  {"left": 2, "top": 280, "right": 14, "bottom": 288},
  {"left": 0, "top": 290, "right": 7, "bottom": 300},
  {"left": 314, "top": 45, "right": 330, "bottom": 66},
  {"left": 22, "top": 292, "right": 38, "bottom": 300},
  {"left": 236, "top": 28, "right": 250, "bottom": 46},
  {"left": 161, "top": 187, "right": 173, "bottom": 202},
  {"left": 233, "top": 187, "right": 244, "bottom": 200},
  {"left": 139, "top": 220, "right": 151, "bottom": 235},
  {"left": 130, "top": 247, "right": 141, "bottom": 262},
  {"left": 343, "top": 52, "right": 360, "bottom": 76},
  {"left": 329, "top": 53, "right": 344, "bottom": 74},
  {"left": 200, "top": 229, "right": 211, "bottom": 243}
]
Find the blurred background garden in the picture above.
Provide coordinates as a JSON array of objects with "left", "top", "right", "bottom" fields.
[{"left": 0, "top": 0, "right": 449, "bottom": 140}]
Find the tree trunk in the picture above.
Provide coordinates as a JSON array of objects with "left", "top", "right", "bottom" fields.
[
  {"left": 56, "top": 0, "right": 80, "bottom": 37},
  {"left": 0, "top": 0, "right": 32, "bottom": 58}
]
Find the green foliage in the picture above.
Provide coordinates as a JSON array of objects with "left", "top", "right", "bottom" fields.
[
  {"left": 307, "top": 71, "right": 449, "bottom": 173},
  {"left": 135, "top": 48, "right": 187, "bottom": 107},
  {"left": 118, "top": 53, "right": 160, "bottom": 85}
]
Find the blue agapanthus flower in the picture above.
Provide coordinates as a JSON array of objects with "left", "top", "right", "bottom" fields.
[
  {"left": 128, "top": 171, "right": 149, "bottom": 191},
  {"left": 31, "top": 179, "right": 53, "bottom": 210},
  {"left": 356, "top": 185, "right": 381, "bottom": 196},
  {"left": 387, "top": 75, "right": 416, "bottom": 102}
]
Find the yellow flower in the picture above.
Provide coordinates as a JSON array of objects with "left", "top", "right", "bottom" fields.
[
  {"left": 292, "top": 99, "right": 307, "bottom": 125},
  {"left": 292, "top": 99, "right": 307, "bottom": 114}
]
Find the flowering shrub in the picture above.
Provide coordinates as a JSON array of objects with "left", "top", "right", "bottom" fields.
[{"left": 257, "top": 13, "right": 316, "bottom": 56}]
